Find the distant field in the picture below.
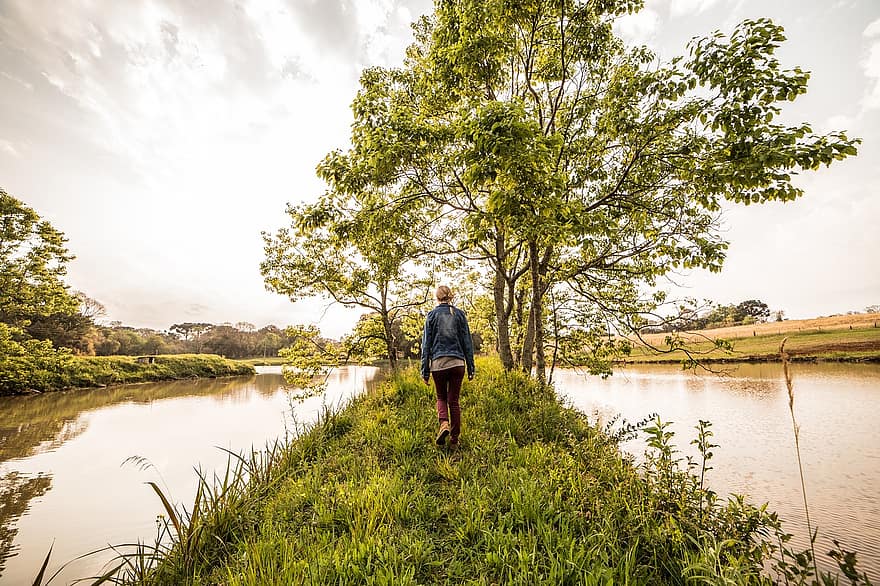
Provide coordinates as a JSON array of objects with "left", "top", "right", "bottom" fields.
[{"left": 628, "top": 313, "right": 880, "bottom": 363}]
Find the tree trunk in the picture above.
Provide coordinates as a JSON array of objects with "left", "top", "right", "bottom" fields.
[
  {"left": 493, "top": 235, "right": 515, "bottom": 370},
  {"left": 513, "top": 286, "right": 526, "bottom": 368},
  {"left": 382, "top": 312, "right": 398, "bottom": 371},
  {"left": 528, "top": 239, "right": 546, "bottom": 384},
  {"left": 520, "top": 302, "right": 535, "bottom": 374},
  {"left": 548, "top": 291, "right": 560, "bottom": 384},
  {"left": 494, "top": 269, "right": 515, "bottom": 370},
  {"left": 380, "top": 288, "right": 398, "bottom": 371}
]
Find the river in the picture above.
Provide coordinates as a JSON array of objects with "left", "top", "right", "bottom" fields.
[
  {"left": 0, "top": 362, "right": 877, "bottom": 583},
  {"left": 555, "top": 361, "right": 880, "bottom": 581},
  {"left": 0, "top": 366, "right": 380, "bottom": 585}
]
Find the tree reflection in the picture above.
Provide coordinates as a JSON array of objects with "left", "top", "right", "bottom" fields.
[
  {"left": 0, "top": 375, "right": 257, "bottom": 463},
  {"left": 0, "top": 472, "right": 52, "bottom": 576}
]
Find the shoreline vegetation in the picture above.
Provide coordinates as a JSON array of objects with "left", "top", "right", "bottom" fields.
[
  {"left": 626, "top": 314, "right": 880, "bottom": 364},
  {"left": 97, "top": 358, "right": 866, "bottom": 585},
  {"left": 3, "top": 315, "right": 877, "bottom": 397},
  {"left": 0, "top": 354, "right": 254, "bottom": 396}
]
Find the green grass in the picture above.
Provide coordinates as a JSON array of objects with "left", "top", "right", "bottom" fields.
[
  {"left": 628, "top": 326, "right": 880, "bottom": 363},
  {"left": 0, "top": 354, "right": 254, "bottom": 395},
  {"left": 107, "top": 358, "right": 851, "bottom": 585}
]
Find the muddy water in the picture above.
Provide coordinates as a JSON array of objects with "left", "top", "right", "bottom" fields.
[
  {"left": 0, "top": 366, "right": 380, "bottom": 585},
  {"left": 555, "top": 362, "right": 880, "bottom": 581}
]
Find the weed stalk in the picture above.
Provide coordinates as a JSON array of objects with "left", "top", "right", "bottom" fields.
[{"left": 780, "top": 337, "right": 819, "bottom": 579}]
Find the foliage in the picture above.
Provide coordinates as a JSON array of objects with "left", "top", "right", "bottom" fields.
[
  {"left": 312, "top": 1, "right": 858, "bottom": 381},
  {"left": 641, "top": 298, "right": 774, "bottom": 333},
  {"left": 0, "top": 322, "right": 75, "bottom": 394},
  {"left": 0, "top": 188, "right": 78, "bottom": 327},
  {"left": 86, "top": 322, "right": 300, "bottom": 359},
  {"left": 0, "top": 336, "right": 253, "bottom": 395},
  {"left": 262, "top": 186, "right": 432, "bottom": 370},
  {"left": 278, "top": 325, "right": 339, "bottom": 401}
]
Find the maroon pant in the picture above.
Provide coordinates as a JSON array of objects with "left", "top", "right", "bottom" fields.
[{"left": 432, "top": 366, "right": 465, "bottom": 442}]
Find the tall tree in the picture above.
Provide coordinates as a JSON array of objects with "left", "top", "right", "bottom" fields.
[
  {"left": 262, "top": 194, "right": 431, "bottom": 370},
  {"left": 1, "top": 189, "right": 77, "bottom": 327},
  {"left": 327, "top": 1, "right": 858, "bottom": 382}
]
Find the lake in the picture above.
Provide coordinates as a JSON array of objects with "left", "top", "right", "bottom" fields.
[
  {"left": 554, "top": 361, "right": 880, "bottom": 581},
  {"left": 0, "top": 362, "right": 877, "bottom": 583},
  {"left": 0, "top": 366, "right": 380, "bottom": 585}
]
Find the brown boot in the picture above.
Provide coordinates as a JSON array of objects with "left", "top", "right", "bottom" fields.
[{"left": 436, "top": 420, "right": 450, "bottom": 445}]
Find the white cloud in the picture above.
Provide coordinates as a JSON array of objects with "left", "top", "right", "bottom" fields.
[
  {"left": 864, "top": 17, "right": 880, "bottom": 39},
  {"left": 0, "top": 0, "right": 434, "bottom": 334},
  {"left": 615, "top": 8, "right": 661, "bottom": 44},
  {"left": 822, "top": 114, "right": 854, "bottom": 134},
  {"left": 669, "top": 0, "right": 721, "bottom": 18},
  {"left": 0, "top": 139, "right": 20, "bottom": 157},
  {"left": 862, "top": 18, "right": 880, "bottom": 110},
  {"left": 0, "top": 70, "right": 34, "bottom": 90}
]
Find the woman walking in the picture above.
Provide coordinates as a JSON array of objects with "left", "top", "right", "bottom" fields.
[{"left": 421, "top": 285, "right": 475, "bottom": 448}]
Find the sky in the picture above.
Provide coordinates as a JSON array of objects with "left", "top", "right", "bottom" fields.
[{"left": 1, "top": 0, "right": 878, "bottom": 339}]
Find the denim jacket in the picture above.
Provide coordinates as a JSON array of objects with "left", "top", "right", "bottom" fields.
[{"left": 420, "top": 303, "right": 475, "bottom": 380}]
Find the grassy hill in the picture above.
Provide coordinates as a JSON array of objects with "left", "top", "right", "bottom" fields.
[{"left": 628, "top": 313, "right": 880, "bottom": 363}]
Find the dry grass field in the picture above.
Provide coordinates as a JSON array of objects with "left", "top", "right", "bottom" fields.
[{"left": 628, "top": 312, "right": 880, "bottom": 363}]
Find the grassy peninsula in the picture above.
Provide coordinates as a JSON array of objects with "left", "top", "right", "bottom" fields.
[
  {"left": 123, "top": 359, "right": 826, "bottom": 585},
  {"left": 0, "top": 354, "right": 254, "bottom": 396}
]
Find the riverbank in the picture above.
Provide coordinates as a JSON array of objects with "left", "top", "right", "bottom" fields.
[
  {"left": 0, "top": 354, "right": 254, "bottom": 396},
  {"left": 627, "top": 317, "right": 880, "bottom": 363},
  {"left": 116, "top": 359, "right": 828, "bottom": 585}
]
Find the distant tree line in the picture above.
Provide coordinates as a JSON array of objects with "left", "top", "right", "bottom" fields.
[
  {"left": 90, "top": 322, "right": 301, "bottom": 359},
  {"left": 0, "top": 188, "right": 330, "bottom": 360},
  {"left": 640, "top": 300, "right": 774, "bottom": 334}
]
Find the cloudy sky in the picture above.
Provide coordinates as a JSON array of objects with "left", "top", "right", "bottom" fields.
[{"left": 1, "top": 0, "right": 878, "bottom": 338}]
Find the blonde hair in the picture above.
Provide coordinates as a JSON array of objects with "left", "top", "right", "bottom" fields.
[{"left": 435, "top": 285, "right": 453, "bottom": 303}]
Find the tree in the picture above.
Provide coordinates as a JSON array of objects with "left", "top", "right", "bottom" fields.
[
  {"left": 24, "top": 311, "right": 96, "bottom": 354},
  {"left": 324, "top": 2, "right": 857, "bottom": 381},
  {"left": 278, "top": 325, "right": 340, "bottom": 401},
  {"left": 262, "top": 193, "right": 431, "bottom": 370},
  {"left": 736, "top": 299, "right": 771, "bottom": 323},
  {"left": 169, "top": 322, "right": 212, "bottom": 352},
  {"left": 1, "top": 189, "right": 77, "bottom": 327},
  {"left": 75, "top": 291, "right": 106, "bottom": 322}
]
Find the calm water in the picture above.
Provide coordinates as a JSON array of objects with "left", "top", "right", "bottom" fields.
[
  {"left": 0, "top": 363, "right": 877, "bottom": 583},
  {"left": 0, "top": 366, "right": 380, "bottom": 585},
  {"left": 555, "top": 362, "right": 880, "bottom": 581}
]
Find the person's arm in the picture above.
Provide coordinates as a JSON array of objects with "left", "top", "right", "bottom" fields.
[
  {"left": 459, "top": 309, "right": 475, "bottom": 379},
  {"left": 420, "top": 313, "right": 432, "bottom": 382}
]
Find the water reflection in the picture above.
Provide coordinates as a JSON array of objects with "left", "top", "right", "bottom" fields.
[
  {"left": 0, "top": 472, "right": 51, "bottom": 575},
  {"left": 556, "top": 362, "right": 880, "bottom": 581},
  {"left": 0, "top": 366, "right": 379, "bottom": 585},
  {"left": 0, "top": 376, "right": 266, "bottom": 464}
]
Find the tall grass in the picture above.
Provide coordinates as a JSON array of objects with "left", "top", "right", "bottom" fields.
[{"left": 776, "top": 339, "right": 875, "bottom": 585}]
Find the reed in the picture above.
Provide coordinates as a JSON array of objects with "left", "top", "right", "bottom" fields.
[{"left": 781, "top": 337, "right": 819, "bottom": 579}]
